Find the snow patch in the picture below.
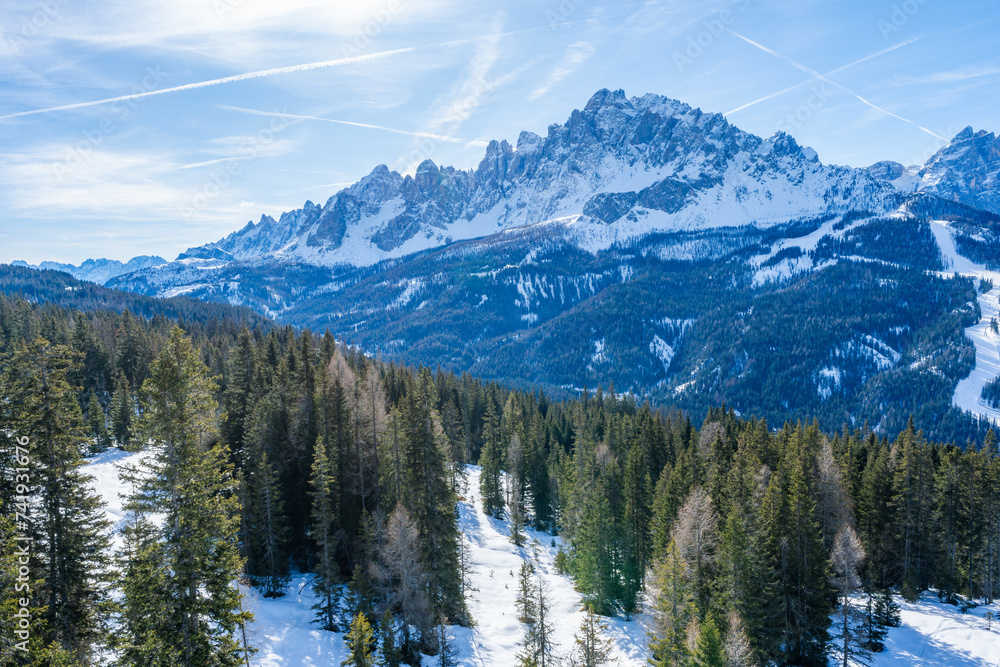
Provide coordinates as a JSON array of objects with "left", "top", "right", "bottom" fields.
[{"left": 649, "top": 335, "right": 675, "bottom": 371}]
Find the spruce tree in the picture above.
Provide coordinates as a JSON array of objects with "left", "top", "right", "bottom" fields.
[
  {"left": 1, "top": 337, "right": 112, "bottom": 663},
  {"left": 109, "top": 371, "right": 134, "bottom": 449},
  {"left": 516, "top": 568, "right": 556, "bottom": 667},
  {"left": 119, "top": 326, "right": 250, "bottom": 667},
  {"left": 243, "top": 450, "right": 289, "bottom": 598},
  {"left": 310, "top": 436, "right": 341, "bottom": 631},
  {"left": 86, "top": 389, "right": 112, "bottom": 454},
  {"left": 400, "top": 369, "right": 466, "bottom": 624},
  {"left": 692, "top": 614, "right": 725, "bottom": 667},
  {"left": 479, "top": 399, "right": 505, "bottom": 518},
  {"left": 516, "top": 561, "right": 538, "bottom": 624},
  {"left": 892, "top": 420, "right": 935, "bottom": 600}
]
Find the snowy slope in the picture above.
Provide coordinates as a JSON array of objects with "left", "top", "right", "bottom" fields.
[
  {"left": 831, "top": 593, "right": 1000, "bottom": 667},
  {"left": 82, "top": 452, "right": 1000, "bottom": 665},
  {"left": 80, "top": 453, "right": 648, "bottom": 665},
  {"left": 454, "top": 465, "right": 650, "bottom": 666},
  {"left": 929, "top": 219, "right": 1000, "bottom": 424}
]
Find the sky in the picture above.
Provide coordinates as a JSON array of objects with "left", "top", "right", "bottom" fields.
[{"left": 1, "top": 0, "right": 998, "bottom": 265}]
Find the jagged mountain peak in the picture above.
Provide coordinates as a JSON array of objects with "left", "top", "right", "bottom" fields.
[
  {"left": 12, "top": 255, "right": 167, "bottom": 285},
  {"left": 161, "top": 89, "right": 904, "bottom": 272},
  {"left": 913, "top": 124, "right": 1000, "bottom": 213}
]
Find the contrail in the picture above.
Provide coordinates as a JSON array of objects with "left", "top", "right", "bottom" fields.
[
  {"left": 0, "top": 18, "right": 611, "bottom": 123},
  {"left": 218, "top": 105, "right": 469, "bottom": 144},
  {"left": 725, "top": 37, "right": 923, "bottom": 115},
  {"left": 727, "top": 30, "right": 945, "bottom": 140}
]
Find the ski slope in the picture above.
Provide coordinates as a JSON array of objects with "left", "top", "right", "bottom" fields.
[{"left": 929, "top": 220, "right": 1000, "bottom": 425}]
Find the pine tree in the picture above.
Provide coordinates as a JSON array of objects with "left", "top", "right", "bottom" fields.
[
  {"left": 109, "top": 371, "right": 135, "bottom": 449},
  {"left": 647, "top": 539, "right": 694, "bottom": 667},
  {"left": 86, "top": 389, "right": 112, "bottom": 454},
  {"left": 119, "top": 326, "right": 250, "bottom": 667},
  {"left": 1, "top": 337, "right": 112, "bottom": 663},
  {"left": 479, "top": 402, "right": 505, "bottom": 519},
  {"left": 310, "top": 436, "right": 341, "bottom": 631},
  {"left": 568, "top": 607, "right": 615, "bottom": 667},
  {"left": 341, "top": 612, "right": 376, "bottom": 667},
  {"left": 692, "top": 614, "right": 725, "bottom": 667},
  {"left": 244, "top": 450, "right": 289, "bottom": 598}
]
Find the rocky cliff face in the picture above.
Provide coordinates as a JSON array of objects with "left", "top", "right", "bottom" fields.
[
  {"left": 868, "top": 127, "right": 1000, "bottom": 214},
  {"left": 172, "top": 89, "right": 898, "bottom": 270},
  {"left": 917, "top": 127, "right": 1000, "bottom": 213}
]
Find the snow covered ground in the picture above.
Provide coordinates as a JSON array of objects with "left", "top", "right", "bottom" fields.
[
  {"left": 81, "top": 454, "right": 649, "bottom": 665},
  {"left": 832, "top": 593, "right": 1000, "bottom": 667},
  {"left": 451, "top": 465, "right": 650, "bottom": 667},
  {"left": 929, "top": 219, "right": 1000, "bottom": 425},
  {"left": 83, "top": 452, "right": 1000, "bottom": 665}
]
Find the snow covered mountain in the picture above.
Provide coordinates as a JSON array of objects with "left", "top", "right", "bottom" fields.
[
  {"left": 169, "top": 89, "right": 898, "bottom": 270},
  {"left": 869, "top": 126, "right": 1000, "bottom": 213},
  {"left": 94, "top": 89, "right": 1000, "bottom": 441},
  {"left": 12, "top": 255, "right": 167, "bottom": 285}
]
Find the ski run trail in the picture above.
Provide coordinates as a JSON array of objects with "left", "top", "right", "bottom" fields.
[{"left": 930, "top": 219, "right": 1000, "bottom": 426}]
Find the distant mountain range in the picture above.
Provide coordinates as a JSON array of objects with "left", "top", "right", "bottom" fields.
[
  {"left": 12, "top": 255, "right": 166, "bottom": 285},
  {"left": 9, "top": 89, "right": 1000, "bottom": 441}
]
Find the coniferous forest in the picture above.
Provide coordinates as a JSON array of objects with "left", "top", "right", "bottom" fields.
[{"left": 1, "top": 291, "right": 999, "bottom": 667}]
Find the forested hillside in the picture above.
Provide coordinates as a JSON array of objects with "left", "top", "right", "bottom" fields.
[{"left": 0, "top": 294, "right": 998, "bottom": 665}]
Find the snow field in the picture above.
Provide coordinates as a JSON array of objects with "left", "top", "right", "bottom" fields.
[{"left": 833, "top": 593, "right": 1000, "bottom": 667}]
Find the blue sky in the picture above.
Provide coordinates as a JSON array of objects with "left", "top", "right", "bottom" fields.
[{"left": 1, "top": 0, "right": 998, "bottom": 264}]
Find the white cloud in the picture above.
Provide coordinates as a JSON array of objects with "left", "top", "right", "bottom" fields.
[
  {"left": 529, "top": 41, "right": 595, "bottom": 101},
  {"left": 0, "top": 147, "right": 190, "bottom": 216},
  {"left": 887, "top": 65, "right": 1000, "bottom": 86}
]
